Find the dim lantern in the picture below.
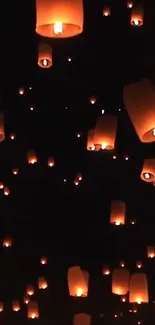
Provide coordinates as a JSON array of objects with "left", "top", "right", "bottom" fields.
[
  {"left": 110, "top": 200, "right": 126, "bottom": 226},
  {"left": 147, "top": 246, "right": 155, "bottom": 258},
  {"left": 38, "top": 276, "right": 48, "bottom": 289},
  {"left": 38, "top": 43, "right": 52, "bottom": 68},
  {"left": 130, "top": 5, "right": 143, "bottom": 26},
  {"left": 12, "top": 300, "right": 20, "bottom": 312},
  {"left": 28, "top": 301, "right": 39, "bottom": 319},
  {"left": 140, "top": 158, "right": 155, "bottom": 183},
  {"left": 0, "top": 112, "right": 5, "bottom": 142},
  {"left": 112, "top": 268, "right": 129, "bottom": 295},
  {"left": 103, "top": 7, "right": 111, "bottom": 16},
  {"left": 129, "top": 273, "right": 149, "bottom": 304},
  {"left": 68, "top": 266, "right": 89, "bottom": 297},
  {"left": 27, "top": 150, "right": 37, "bottom": 164},
  {"left": 73, "top": 314, "right": 91, "bottom": 325}
]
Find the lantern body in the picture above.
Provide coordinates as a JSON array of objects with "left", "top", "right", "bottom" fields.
[
  {"left": 48, "top": 157, "right": 55, "bottom": 167},
  {"left": 3, "top": 237, "right": 12, "bottom": 247},
  {"left": 28, "top": 301, "right": 39, "bottom": 319},
  {"left": 103, "top": 266, "right": 110, "bottom": 275},
  {"left": 0, "top": 112, "right": 5, "bottom": 142},
  {"left": 130, "top": 5, "right": 143, "bottom": 26},
  {"left": 147, "top": 246, "right": 155, "bottom": 258},
  {"left": 140, "top": 158, "right": 155, "bottom": 183},
  {"left": 93, "top": 115, "right": 117, "bottom": 150},
  {"left": 36, "top": 0, "right": 84, "bottom": 38},
  {"left": 129, "top": 273, "right": 149, "bottom": 303},
  {"left": 24, "top": 295, "right": 30, "bottom": 304},
  {"left": 0, "top": 302, "right": 3, "bottom": 312},
  {"left": 27, "top": 150, "right": 37, "bottom": 164},
  {"left": 38, "top": 43, "right": 52, "bottom": 68},
  {"left": 12, "top": 300, "right": 20, "bottom": 311},
  {"left": 112, "top": 268, "right": 129, "bottom": 295},
  {"left": 124, "top": 79, "right": 155, "bottom": 142},
  {"left": 87, "top": 129, "right": 95, "bottom": 151},
  {"left": 27, "top": 285, "right": 35, "bottom": 296},
  {"left": 127, "top": 1, "right": 133, "bottom": 8},
  {"left": 110, "top": 200, "right": 126, "bottom": 225},
  {"left": 73, "top": 314, "right": 91, "bottom": 325},
  {"left": 40, "top": 256, "right": 47, "bottom": 264},
  {"left": 68, "top": 266, "right": 88, "bottom": 297},
  {"left": 103, "top": 7, "right": 111, "bottom": 16},
  {"left": 38, "top": 276, "right": 48, "bottom": 289}
]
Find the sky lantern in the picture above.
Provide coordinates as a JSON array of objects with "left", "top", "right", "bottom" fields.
[
  {"left": 18, "top": 87, "right": 24, "bottom": 95},
  {"left": 103, "top": 7, "right": 111, "bottom": 16},
  {"left": 103, "top": 266, "right": 110, "bottom": 275},
  {"left": 147, "top": 246, "right": 155, "bottom": 258},
  {"left": 27, "top": 285, "right": 35, "bottom": 296},
  {"left": 110, "top": 200, "right": 126, "bottom": 226},
  {"left": 38, "top": 276, "right": 48, "bottom": 289},
  {"left": 129, "top": 273, "right": 149, "bottom": 304},
  {"left": 48, "top": 157, "right": 55, "bottom": 167},
  {"left": 68, "top": 266, "right": 89, "bottom": 297},
  {"left": 130, "top": 5, "right": 143, "bottom": 26},
  {"left": 112, "top": 268, "right": 129, "bottom": 295},
  {"left": 127, "top": 1, "right": 133, "bottom": 8},
  {"left": 87, "top": 129, "right": 95, "bottom": 151},
  {"left": 73, "top": 314, "right": 91, "bottom": 325},
  {"left": 124, "top": 79, "right": 155, "bottom": 142},
  {"left": 136, "top": 261, "right": 142, "bottom": 269},
  {"left": 0, "top": 112, "right": 5, "bottom": 142},
  {"left": 93, "top": 115, "right": 117, "bottom": 150},
  {"left": 140, "top": 158, "right": 155, "bottom": 183},
  {"left": 40, "top": 256, "right": 47, "bottom": 265},
  {"left": 0, "top": 302, "right": 3, "bottom": 312},
  {"left": 27, "top": 150, "right": 37, "bottom": 164},
  {"left": 12, "top": 300, "right": 20, "bottom": 312},
  {"left": 38, "top": 43, "right": 52, "bottom": 68},
  {"left": 3, "top": 186, "right": 10, "bottom": 196},
  {"left": 3, "top": 237, "right": 12, "bottom": 247},
  {"left": 28, "top": 301, "right": 39, "bottom": 319},
  {"left": 35, "top": 0, "right": 84, "bottom": 38},
  {"left": 24, "top": 295, "right": 30, "bottom": 304},
  {"left": 0, "top": 182, "right": 4, "bottom": 189}
]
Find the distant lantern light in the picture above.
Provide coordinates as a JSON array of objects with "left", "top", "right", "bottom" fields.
[
  {"left": 19, "top": 88, "right": 24, "bottom": 95},
  {"left": 76, "top": 132, "right": 81, "bottom": 138},
  {"left": 12, "top": 300, "right": 20, "bottom": 312},
  {"left": 38, "top": 276, "right": 48, "bottom": 289},
  {"left": 101, "top": 109, "right": 105, "bottom": 114},
  {"left": 35, "top": 0, "right": 84, "bottom": 38},
  {"left": 27, "top": 285, "right": 35, "bottom": 296},
  {"left": 30, "top": 106, "right": 35, "bottom": 111},
  {"left": 24, "top": 296, "right": 30, "bottom": 304},
  {"left": 87, "top": 129, "right": 95, "bottom": 151},
  {"left": 68, "top": 57, "right": 72, "bottom": 62},
  {"left": 77, "top": 173, "right": 82, "bottom": 181},
  {"left": 103, "top": 7, "right": 111, "bottom": 16},
  {"left": 93, "top": 115, "right": 117, "bottom": 151},
  {"left": 112, "top": 268, "right": 130, "bottom": 295},
  {"left": 120, "top": 260, "right": 125, "bottom": 267},
  {"left": 124, "top": 155, "right": 129, "bottom": 160},
  {"left": 136, "top": 261, "right": 142, "bottom": 269},
  {"left": 40, "top": 256, "right": 47, "bottom": 265},
  {"left": 68, "top": 265, "right": 89, "bottom": 297},
  {"left": 38, "top": 43, "right": 52, "bottom": 68},
  {"left": 147, "top": 246, "right": 155, "bottom": 258},
  {"left": 27, "top": 150, "right": 37, "bottom": 164},
  {"left": 3, "top": 237, "right": 12, "bottom": 247},
  {"left": 73, "top": 314, "right": 91, "bottom": 325},
  {"left": 103, "top": 266, "right": 110, "bottom": 275},
  {"left": 10, "top": 133, "right": 15, "bottom": 140},
  {"left": 0, "top": 182, "right": 4, "bottom": 189},
  {"left": 141, "top": 158, "right": 155, "bottom": 183},
  {"left": 48, "top": 157, "right": 55, "bottom": 167},
  {"left": 130, "top": 5, "right": 143, "bottom": 26},
  {"left": 129, "top": 273, "right": 149, "bottom": 303},
  {"left": 110, "top": 200, "right": 126, "bottom": 226},
  {"left": 89, "top": 97, "right": 96, "bottom": 104},
  {"left": 4, "top": 186, "right": 10, "bottom": 196},
  {"left": 113, "top": 155, "right": 117, "bottom": 159},
  {"left": 28, "top": 301, "right": 39, "bottom": 319},
  {"left": 0, "top": 112, "right": 5, "bottom": 142},
  {"left": 127, "top": 1, "right": 133, "bottom": 8},
  {"left": 0, "top": 302, "right": 3, "bottom": 312},
  {"left": 12, "top": 168, "right": 18, "bottom": 175}
]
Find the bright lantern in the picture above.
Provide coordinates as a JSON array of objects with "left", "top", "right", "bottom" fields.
[
  {"left": 27, "top": 150, "right": 37, "bottom": 164},
  {"left": 28, "top": 301, "right": 39, "bottom": 319},
  {"left": 110, "top": 200, "right": 126, "bottom": 225},
  {"left": 38, "top": 43, "right": 52, "bottom": 68},
  {"left": 26, "top": 285, "right": 35, "bottom": 296},
  {"left": 147, "top": 246, "right": 155, "bottom": 258},
  {"left": 130, "top": 5, "right": 143, "bottom": 26},
  {"left": 3, "top": 237, "right": 12, "bottom": 247},
  {"left": 68, "top": 266, "right": 89, "bottom": 297},
  {"left": 112, "top": 268, "right": 129, "bottom": 295},
  {"left": 129, "top": 273, "right": 149, "bottom": 303},
  {"left": 40, "top": 256, "right": 47, "bottom": 264},
  {"left": 38, "top": 276, "right": 48, "bottom": 289},
  {"left": 12, "top": 300, "right": 20, "bottom": 312},
  {"left": 140, "top": 158, "right": 155, "bottom": 183}
]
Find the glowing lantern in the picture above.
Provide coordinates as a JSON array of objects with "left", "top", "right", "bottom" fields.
[
  {"left": 27, "top": 285, "right": 35, "bottom": 296},
  {"left": 28, "top": 301, "right": 39, "bottom": 319},
  {"left": 12, "top": 300, "right": 20, "bottom": 312},
  {"left": 36, "top": 0, "right": 84, "bottom": 38},
  {"left": 103, "top": 7, "right": 111, "bottom": 16},
  {"left": 0, "top": 302, "right": 3, "bottom": 312},
  {"left": 3, "top": 186, "right": 10, "bottom": 196},
  {"left": 38, "top": 276, "right": 48, "bottom": 289},
  {"left": 12, "top": 168, "right": 19, "bottom": 175},
  {"left": 77, "top": 173, "right": 82, "bottom": 181},
  {"left": 140, "top": 158, "right": 155, "bottom": 183},
  {"left": 127, "top": 1, "right": 133, "bottom": 8},
  {"left": 48, "top": 157, "right": 55, "bottom": 167},
  {"left": 136, "top": 261, "right": 142, "bottom": 269},
  {"left": 89, "top": 96, "right": 97, "bottom": 104},
  {"left": 3, "top": 237, "right": 12, "bottom": 247},
  {"left": 38, "top": 43, "right": 52, "bottom": 68},
  {"left": 129, "top": 273, "right": 149, "bottom": 303},
  {"left": 10, "top": 133, "right": 15, "bottom": 140},
  {"left": 40, "top": 256, "right": 47, "bottom": 265},
  {"left": 147, "top": 246, "right": 155, "bottom": 258},
  {"left": 112, "top": 268, "right": 129, "bottom": 295},
  {"left": 19, "top": 88, "right": 24, "bottom": 95},
  {"left": 121, "top": 296, "right": 127, "bottom": 302},
  {"left": 24, "top": 295, "right": 30, "bottom": 304},
  {"left": 120, "top": 260, "right": 125, "bottom": 267},
  {"left": 93, "top": 115, "right": 117, "bottom": 150},
  {"left": 124, "top": 79, "right": 155, "bottom": 142},
  {"left": 103, "top": 266, "right": 110, "bottom": 275},
  {"left": 73, "top": 314, "right": 91, "bottom": 325},
  {"left": 130, "top": 5, "right": 143, "bottom": 26},
  {"left": 0, "top": 112, "right": 5, "bottom": 142},
  {"left": 27, "top": 150, "right": 37, "bottom": 164},
  {"left": 110, "top": 200, "right": 126, "bottom": 226},
  {"left": 74, "top": 179, "right": 79, "bottom": 186},
  {"left": 0, "top": 182, "right": 4, "bottom": 189},
  {"left": 87, "top": 129, "right": 95, "bottom": 151},
  {"left": 68, "top": 266, "right": 89, "bottom": 297}
]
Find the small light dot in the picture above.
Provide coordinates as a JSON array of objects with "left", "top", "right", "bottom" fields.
[
  {"left": 101, "top": 109, "right": 105, "bottom": 114},
  {"left": 68, "top": 57, "right": 72, "bottom": 62}
]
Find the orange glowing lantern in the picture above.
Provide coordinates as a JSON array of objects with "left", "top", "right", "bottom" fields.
[
  {"left": 27, "top": 285, "right": 35, "bottom": 296},
  {"left": 103, "top": 7, "right": 111, "bottom": 16},
  {"left": 27, "top": 150, "right": 37, "bottom": 164},
  {"left": 127, "top": 1, "right": 133, "bottom": 8},
  {"left": 10, "top": 133, "right": 15, "bottom": 140},
  {"left": 129, "top": 273, "right": 149, "bottom": 303},
  {"left": 19, "top": 88, "right": 24, "bottom": 95},
  {"left": 38, "top": 276, "right": 48, "bottom": 289},
  {"left": 93, "top": 115, "right": 117, "bottom": 150},
  {"left": 77, "top": 173, "right": 82, "bottom": 181},
  {"left": 112, "top": 268, "right": 129, "bottom": 295},
  {"left": 12, "top": 300, "right": 20, "bottom": 312},
  {"left": 3, "top": 186, "right": 10, "bottom": 196},
  {"left": 12, "top": 168, "right": 19, "bottom": 175},
  {"left": 40, "top": 256, "right": 47, "bottom": 265},
  {"left": 0, "top": 112, "right": 5, "bottom": 142},
  {"left": 0, "top": 302, "right": 3, "bottom": 312},
  {"left": 73, "top": 314, "right": 91, "bottom": 325},
  {"left": 121, "top": 296, "right": 127, "bottom": 302},
  {"left": 147, "top": 246, "right": 155, "bottom": 258},
  {"left": 89, "top": 96, "right": 97, "bottom": 104},
  {"left": 3, "top": 237, "right": 12, "bottom": 247},
  {"left": 0, "top": 182, "right": 4, "bottom": 189},
  {"left": 140, "top": 158, "right": 155, "bottom": 183},
  {"left": 136, "top": 261, "right": 142, "bottom": 269},
  {"left": 124, "top": 79, "right": 155, "bottom": 142},
  {"left": 36, "top": 0, "right": 84, "bottom": 38},
  {"left": 38, "top": 43, "right": 52, "bottom": 68},
  {"left": 48, "top": 157, "right": 55, "bottom": 167},
  {"left": 24, "top": 295, "right": 30, "bottom": 304},
  {"left": 103, "top": 266, "right": 110, "bottom": 275},
  {"left": 68, "top": 266, "right": 89, "bottom": 297},
  {"left": 110, "top": 200, "right": 126, "bottom": 226},
  {"left": 130, "top": 5, "right": 143, "bottom": 26},
  {"left": 87, "top": 129, "right": 95, "bottom": 151},
  {"left": 120, "top": 260, "right": 125, "bottom": 267},
  {"left": 28, "top": 301, "right": 39, "bottom": 319}
]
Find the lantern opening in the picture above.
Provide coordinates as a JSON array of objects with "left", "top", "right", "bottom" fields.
[
  {"left": 132, "top": 19, "right": 141, "bottom": 26},
  {"left": 53, "top": 22, "right": 63, "bottom": 34}
]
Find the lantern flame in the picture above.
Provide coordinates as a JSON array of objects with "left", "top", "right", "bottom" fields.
[{"left": 54, "top": 22, "right": 63, "bottom": 34}]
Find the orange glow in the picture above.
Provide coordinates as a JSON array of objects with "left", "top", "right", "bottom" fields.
[
  {"left": 73, "top": 314, "right": 91, "bottom": 325},
  {"left": 89, "top": 96, "right": 97, "bottom": 104},
  {"left": 24, "top": 295, "right": 30, "bottom": 304},
  {"left": 0, "top": 112, "right": 5, "bottom": 142},
  {"left": 12, "top": 300, "right": 20, "bottom": 312},
  {"left": 87, "top": 129, "right": 95, "bottom": 151},
  {"left": 103, "top": 266, "right": 110, "bottom": 275},
  {"left": 140, "top": 158, "right": 155, "bottom": 183},
  {"left": 136, "top": 261, "right": 142, "bottom": 269},
  {"left": 129, "top": 273, "right": 149, "bottom": 303},
  {"left": 19, "top": 88, "right": 24, "bottom": 95},
  {"left": 93, "top": 115, "right": 117, "bottom": 150},
  {"left": 3, "top": 237, "right": 12, "bottom": 247},
  {"left": 4, "top": 186, "right": 10, "bottom": 196},
  {"left": 103, "top": 7, "right": 111, "bottom": 16},
  {"left": 28, "top": 301, "right": 39, "bottom": 319},
  {"left": 48, "top": 157, "right": 55, "bottom": 167},
  {"left": 10, "top": 133, "right": 15, "bottom": 140},
  {"left": 112, "top": 268, "right": 129, "bottom": 295},
  {"left": 127, "top": 1, "right": 133, "bottom": 8},
  {"left": 120, "top": 260, "right": 125, "bottom": 267},
  {"left": 27, "top": 150, "right": 37, "bottom": 164},
  {"left": 26, "top": 285, "right": 35, "bottom": 296},
  {"left": 40, "top": 256, "right": 47, "bottom": 265},
  {"left": 130, "top": 5, "right": 143, "bottom": 26},
  {"left": 38, "top": 276, "right": 48, "bottom": 289},
  {"left": 0, "top": 302, "right": 3, "bottom": 312},
  {"left": 38, "top": 43, "right": 52, "bottom": 68},
  {"left": 147, "top": 246, "right": 155, "bottom": 258},
  {"left": 0, "top": 182, "right": 4, "bottom": 189},
  {"left": 36, "top": 0, "right": 84, "bottom": 38},
  {"left": 68, "top": 266, "right": 89, "bottom": 297},
  {"left": 110, "top": 200, "right": 126, "bottom": 226},
  {"left": 12, "top": 168, "right": 19, "bottom": 175}
]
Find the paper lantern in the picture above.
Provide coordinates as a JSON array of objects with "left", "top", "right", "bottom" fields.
[
  {"left": 27, "top": 150, "right": 37, "bottom": 164},
  {"left": 0, "top": 112, "right": 5, "bottom": 142},
  {"left": 129, "top": 273, "right": 149, "bottom": 303},
  {"left": 3, "top": 237, "right": 12, "bottom": 247},
  {"left": 36, "top": 0, "right": 84, "bottom": 38},
  {"left": 0, "top": 182, "right": 4, "bottom": 189},
  {"left": 147, "top": 246, "right": 155, "bottom": 258},
  {"left": 28, "top": 301, "right": 39, "bottom": 319},
  {"left": 27, "top": 285, "right": 35, "bottom": 296},
  {"left": 127, "top": 1, "right": 133, "bottom": 8},
  {"left": 40, "top": 256, "right": 47, "bottom": 264},
  {"left": 103, "top": 266, "right": 110, "bottom": 275},
  {"left": 38, "top": 276, "right": 48, "bottom": 289},
  {"left": 93, "top": 115, "right": 117, "bottom": 150},
  {"left": 87, "top": 129, "right": 95, "bottom": 151},
  {"left": 3, "top": 186, "right": 10, "bottom": 196},
  {"left": 24, "top": 295, "right": 30, "bottom": 304},
  {"left": 103, "top": 7, "right": 111, "bottom": 16},
  {"left": 48, "top": 157, "right": 55, "bottom": 167},
  {"left": 38, "top": 43, "right": 52, "bottom": 68},
  {"left": 110, "top": 200, "right": 126, "bottom": 226},
  {"left": 130, "top": 5, "right": 143, "bottom": 26},
  {"left": 68, "top": 266, "right": 88, "bottom": 297},
  {"left": 0, "top": 302, "right": 3, "bottom": 312},
  {"left": 124, "top": 79, "right": 155, "bottom": 142},
  {"left": 140, "top": 158, "right": 155, "bottom": 183},
  {"left": 12, "top": 168, "right": 19, "bottom": 175},
  {"left": 112, "top": 268, "right": 129, "bottom": 295},
  {"left": 73, "top": 314, "right": 91, "bottom": 325},
  {"left": 12, "top": 300, "right": 20, "bottom": 312},
  {"left": 136, "top": 260, "right": 142, "bottom": 269},
  {"left": 18, "top": 88, "right": 24, "bottom": 95}
]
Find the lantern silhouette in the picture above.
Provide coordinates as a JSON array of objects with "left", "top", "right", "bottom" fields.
[
  {"left": 27, "top": 150, "right": 37, "bottom": 164},
  {"left": 103, "top": 266, "right": 110, "bottom": 275},
  {"left": 103, "top": 7, "right": 111, "bottom": 16},
  {"left": 87, "top": 129, "right": 95, "bottom": 151},
  {"left": 124, "top": 79, "right": 155, "bottom": 142},
  {"left": 93, "top": 115, "right": 117, "bottom": 150},
  {"left": 129, "top": 273, "right": 149, "bottom": 303},
  {"left": 0, "top": 112, "right": 5, "bottom": 142},
  {"left": 12, "top": 300, "right": 20, "bottom": 311},
  {"left": 27, "top": 285, "right": 35, "bottom": 296},
  {"left": 73, "top": 314, "right": 91, "bottom": 325},
  {"left": 110, "top": 200, "right": 126, "bottom": 226},
  {"left": 0, "top": 302, "right": 3, "bottom": 312},
  {"left": 38, "top": 43, "right": 52, "bottom": 68},
  {"left": 68, "top": 266, "right": 88, "bottom": 297},
  {"left": 147, "top": 246, "right": 155, "bottom": 258},
  {"left": 38, "top": 276, "right": 48, "bottom": 289},
  {"left": 28, "top": 301, "right": 39, "bottom": 319},
  {"left": 130, "top": 5, "right": 143, "bottom": 26},
  {"left": 36, "top": 0, "right": 84, "bottom": 38},
  {"left": 112, "top": 268, "right": 129, "bottom": 295},
  {"left": 140, "top": 158, "right": 155, "bottom": 183}
]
